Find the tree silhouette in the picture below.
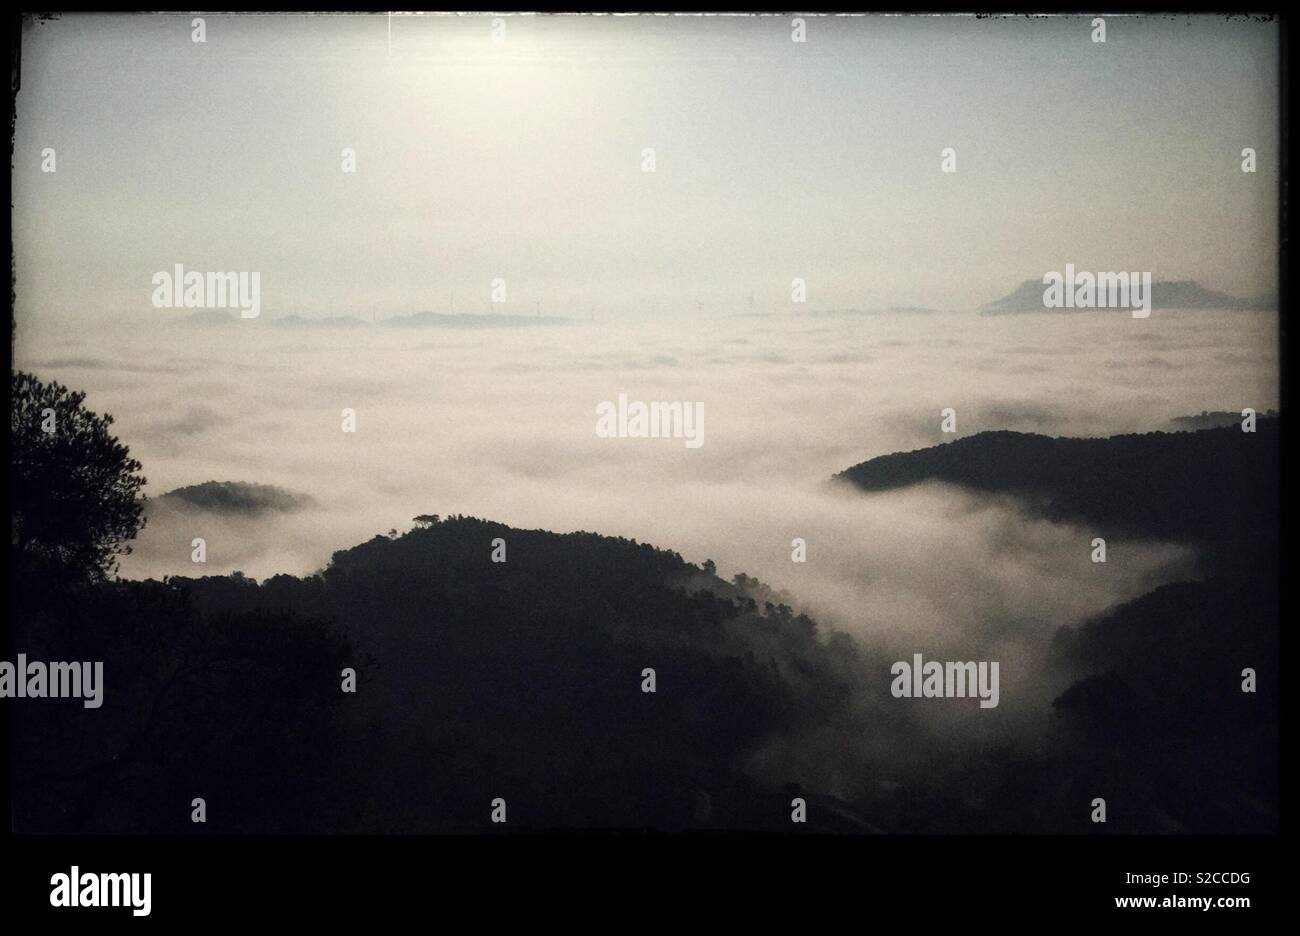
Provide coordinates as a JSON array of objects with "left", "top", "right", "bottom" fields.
[{"left": 11, "top": 371, "right": 147, "bottom": 581}]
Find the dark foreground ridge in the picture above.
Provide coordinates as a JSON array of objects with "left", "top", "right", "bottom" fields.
[
  {"left": 13, "top": 517, "right": 883, "bottom": 833},
  {"left": 10, "top": 395, "right": 1278, "bottom": 834},
  {"left": 13, "top": 499, "right": 1277, "bottom": 834}
]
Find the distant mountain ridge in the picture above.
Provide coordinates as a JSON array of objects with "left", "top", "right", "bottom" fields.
[
  {"left": 980, "top": 278, "right": 1272, "bottom": 314},
  {"left": 803, "top": 306, "right": 945, "bottom": 317},
  {"left": 171, "top": 310, "right": 572, "bottom": 328},
  {"left": 382, "top": 311, "right": 572, "bottom": 328},
  {"left": 269, "top": 314, "right": 365, "bottom": 328}
]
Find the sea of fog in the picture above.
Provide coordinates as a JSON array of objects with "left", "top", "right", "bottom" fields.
[{"left": 15, "top": 308, "right": 1277, "bottom": 675}]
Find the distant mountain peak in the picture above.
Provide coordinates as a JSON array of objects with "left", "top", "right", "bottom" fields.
[{"left": 980, "top": 277, "right": 1268, "bottom": 314}]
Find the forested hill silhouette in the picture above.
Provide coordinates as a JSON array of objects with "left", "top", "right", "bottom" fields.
[
  {"left": 166, "top": 517, "right": 881, "bottom": 832},
  {"left": 827, "top": 417, "right": 1279, "bottom": 832},
  {"left": 833, "top": 418, "right": 1278, "bottom": 571},
  {"left": 159, "top": 511, "right": 1280, "bottom": 834},
  {"left": 155, "top": 480, "right": 314, "bottom": 515}
]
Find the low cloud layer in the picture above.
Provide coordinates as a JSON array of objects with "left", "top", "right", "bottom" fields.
[{"left": 18, "top": 309, "right": 1273, "bottom": 590}]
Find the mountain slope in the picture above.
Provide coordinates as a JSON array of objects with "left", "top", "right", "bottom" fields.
[
  {"left": 833, "top": 419, "right": 1278, "bottom": 571},
  {"left": 831, "top": 419, "right": 1279, "bottom": 832},
  {"left": 169, "top": 516, "right": 875, "bottom": 832}
]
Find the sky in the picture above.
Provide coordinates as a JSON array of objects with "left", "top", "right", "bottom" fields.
[{"left": 12, "top": 13, "right": 1280, "bottom": 324}]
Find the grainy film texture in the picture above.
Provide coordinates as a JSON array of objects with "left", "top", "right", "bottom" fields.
[{"left": 9, "top": 12, "right": 1280, "bottom": 838}]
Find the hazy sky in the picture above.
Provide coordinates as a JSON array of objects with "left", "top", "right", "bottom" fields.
[{"left": 13, "top": 13, "right": 1280, "bottom": 322}]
